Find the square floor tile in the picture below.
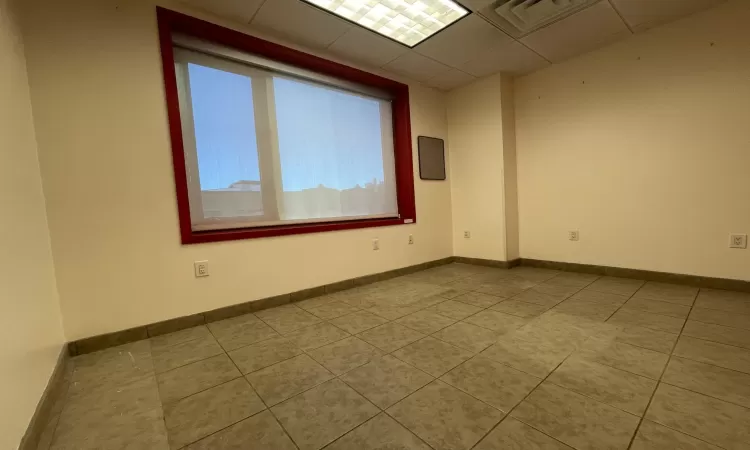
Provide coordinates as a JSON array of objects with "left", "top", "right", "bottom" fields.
[
  {"left": 476, "top": 282, "right": 531, "bottom": 299},
  {"left": 630, "top": 420, "right": 722, "bottom": 450},
  {"left": 52, "top": 406, "right": 169, "bottom": 450},
  {"left": 207, "top": 313, "right": 279, "bottom": 351},
  {"left": 284, "top": 322, "right": 350, "bottom": 351},
  {"left": 425, "top": 300, "right": 483, "bottom": 320},
  {"left": 481, "top": 335, "right": 573, "bottom": 378},
  {"left": 474, "top": 417, "right": 573, "bottom": 450},
  {"left": 586, "top": 277, "right": 644, "bottom": 297},
  {"left": 689, "top": 307, "right": 750, "bottom": 331},
  {"left": 70, "top": 341, "right": 154, "bottom": 394},
  {"left": 357, "top": 323, "right": 425, "bottom": 353},
  {"left": 453, "top": 292, "right": 504, "bottom": 308},
  {"left": 302, "top": 301, "right": 360, "bottom": 320},
  {"left": 570, "top": 289, "right": 629, "bottom": 305},
  {"left": 434, "top": 322, "right": 499, "bottom": 353},
  {"left": 673, "top": 335, "right": 750, "bottom": 374},
  {"left": 150, "top": 326, "right": 211, "bottom": 353},
  {"left": 607, "top": 308, "right": 685, "bottom": 334},
  {"left": 621, "top": 298, "right": 691, "bottom": 319},
  {"left": 490, "top": 300, "right": 550, "bottom": 318},
  {"left": 552, "top": 298, "right": 620, "bottom": 321},
  {"left": 63, "top": 375, "right": 161, "bottom": 428},
  {"left": 645, "top": 383, "right": 750, "bottom": 449},
  {"left": 340, "top": 355, "right": 433, "bottom": 409},
  {"left": 271, "top": 379, "right": 379, "bottom": 450},
  {"left": 228, "top": 336, "right": 303, "bottom": 374},
  {"left": 531, "top": 281, "right": 584, "bottom": 298},
  {"left": 256, "top": 305, "right": 322, "bottom": 334},
  {"left": 577, "top": 339, "right": 669, "bottom": 380},
  {"left": 308, "top": 336, "right": 384, "bottom": 375},
  {"left": 396, "top": 309, "right": 457, "bottom": 334},
  {"left": 547, "top": 272, "right": 599, "bottom": 288},
  {"left": 511, "top": 382, "right": 639, "bottom": 450},
  {"left": 184, "top": 410, "right": 296, "bottom": 449},
  {"left": 662, "top": 356, "right": 750, "bottom": 409},
  {"left": 392, "top": 337, "right": 472, "bottom": 377},
  {"left": 547, "top": 357, "right": 657, "bottom": 415},
  {"left": 152, "top": 333, "right": 224, "bottom": 374},
  {"left": 157, "top": 354, "right": 241, "bottom": 404},
  {"left": 387, "top": 380, "right": 504, "bottom": 450},
  {"left": 246, "top": 354, "right": 333, "bottom": 406},
  {"left": 632, "top": 282, "right": 698, "bottom": 306},
  {"left": 328, "top": 310, "right": 388, "bottom": 334},
  {"left": 611, "top": 325, "right": 678, "bottom": 354},
  {"left": 694, "top": 290, "right": 750, "bottom": 315},
  {"left": 441, "top": 356, "right": 541, "bottom": 413},
  {"left": 163, "top": 378, "right": 265, "bottom": 449},
  {"left": 464, "top": 310, "right": 530, "bottom": 333},
  {"left": 366, "top": 304, "right": 422, "bottom": 320},
  {"left": 510, "top": 290, "right": 567, "bottom": 308},
  {"left": 682, "top": 320, "right": 750, "bottom": 350},
  {"left": 326, "top": 413, "right": 431, "bottom": 450}
]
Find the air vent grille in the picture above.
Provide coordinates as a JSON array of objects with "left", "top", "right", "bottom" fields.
[{"left": 492, "top": 0, "right": 600, "bottom": 36}]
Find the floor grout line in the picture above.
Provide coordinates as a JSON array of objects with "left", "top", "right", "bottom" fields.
[{"left": 624, "top": 286, "right": 700, "bottom": 450}]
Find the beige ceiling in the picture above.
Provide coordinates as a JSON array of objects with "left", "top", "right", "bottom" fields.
[{"left": 179, "top": 0, "right": 726, "bottom": 91}]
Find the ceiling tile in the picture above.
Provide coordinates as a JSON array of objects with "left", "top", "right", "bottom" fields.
[
  {"left": 382, "top": 51, "right": 452, "bottom": 83},
  {"left": 415, "top": 15, "right": 513, "bottom": 67},
  {"left": 327, "top": 27, "right": 408, "bottom": 68},
  {"left": 610, "top": 0, "right": 726, "bottom": 32},
  {"left": 251, "top": 0, "right": 351, "bottom": 49},
  {"left": 179, "top": 0, "right": 266, "bottom": 23},
  {"left": 426, "top": 68, "right": 476, "bottom": 91},
  {"left": 520, "top": 0, "right": 631, "bottom": 63},
  {"left": 462, "top": 41, "right": 549, "bottom": 77}
]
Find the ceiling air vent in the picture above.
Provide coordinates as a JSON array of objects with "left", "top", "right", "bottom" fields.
[{"left": 490, "top": 0, "right": 600, "bottom": 37}]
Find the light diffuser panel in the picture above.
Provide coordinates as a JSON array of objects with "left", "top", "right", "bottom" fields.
[{"left": 303, "top": 0, "right": 469, "bottom": 47}]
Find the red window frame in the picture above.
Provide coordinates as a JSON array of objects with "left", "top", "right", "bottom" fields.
[{"left": 156, "top": 8, "right": 416, "bottom": 245}]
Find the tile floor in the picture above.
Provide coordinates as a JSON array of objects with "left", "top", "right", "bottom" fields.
[{"left": 38, "top": 264, "right": 750, "bottom": 450}]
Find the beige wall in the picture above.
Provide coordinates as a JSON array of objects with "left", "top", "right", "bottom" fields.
[
  {"left": 515, "top": 0, "right": 750, "bottom": 281},
  {"left": 22, "top": 0, "right": 454, "bottom": 340},
  {"left": 448, "top": 74, "right": 517, "bottom": 261},
  {"left": 0, "top": 0, "right": 65, "bottom": 446}
]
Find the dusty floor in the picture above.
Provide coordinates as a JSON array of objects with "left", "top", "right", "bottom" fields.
[{"left": 38, "top": 263, "right": 750, "bottom": 449}]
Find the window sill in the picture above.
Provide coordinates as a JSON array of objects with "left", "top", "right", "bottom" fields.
[{"left": 184, "top": 217, "right": 414, "bottom": 244}]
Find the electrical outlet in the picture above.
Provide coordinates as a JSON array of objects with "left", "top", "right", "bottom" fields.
[
  {"left": 408, "top": 235, "right": 414, "bottom": 245},
  {"left": 464, "top": 231, "right": 471, "bottom": 239},
  {"left": 194, "top": 260, "right": 209, "bottom": 277},
  {"left": 569, "top": 230, "right": 580, "bottom": 241},
  {"left": 729, "top": 234, "right": 747, "bottom": 249},
  {"left": 372, "top": 239, "right": 380, "bottom": 251}
]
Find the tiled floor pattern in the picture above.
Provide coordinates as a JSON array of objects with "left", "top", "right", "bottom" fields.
[{"left": 38, "top": 264, "right": 750, "bottom": 450}]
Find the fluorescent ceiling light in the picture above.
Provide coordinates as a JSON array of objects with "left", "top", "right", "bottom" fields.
[{"left": 303, "top": 0, "right": 470, "bottom": 47}]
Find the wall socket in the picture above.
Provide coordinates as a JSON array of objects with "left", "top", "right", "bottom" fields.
[
  {"left": 729, "top": 234, "right": 747, "bottom": 249},
  {"left": 194, "top": 261, "right": 209, "bottom": 277},
  {"left": 464, "top": 231, "right": 471, "bottom": 239},
  {"left": 408, "top": 234, "right": 414, "bottom": 245},
  {"left": 372, "top": 238, "right": 380, "bottom": 251},
  {"left": 569, "top": 230, "right": 580, "bottom": 241}
]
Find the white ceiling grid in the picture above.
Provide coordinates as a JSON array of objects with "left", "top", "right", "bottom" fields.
[{"left": 179, "top": 0, "right": 727, "bottom": 91}]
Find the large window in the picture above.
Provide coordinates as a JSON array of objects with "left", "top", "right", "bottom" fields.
[{"left": 157, "top": 9, "right": 416, "bottom": 244}]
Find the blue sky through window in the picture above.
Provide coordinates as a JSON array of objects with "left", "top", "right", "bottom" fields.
[{"left": 189, "top": 63, "right": 388, "bottom": 192}]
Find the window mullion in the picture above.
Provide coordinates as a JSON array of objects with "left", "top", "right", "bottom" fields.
[{"left": 251, "top": 75, "right": 282, "bottom": 221}]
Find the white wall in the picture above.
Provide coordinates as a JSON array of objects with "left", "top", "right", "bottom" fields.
[
  {"left": 448, "top": 74, "right": 517, "bottom": 261},
  {"left": 515, "top": 0, "right": 750, "bottom": 281},
  {"left": 0, "top": 0, "right": 65, "bottom": 446},
  {"left": 22, "top": 0, "right": 454, "bottom": 340}
]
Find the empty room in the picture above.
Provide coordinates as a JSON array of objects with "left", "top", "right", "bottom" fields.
[{"left": 4, "top": 0, "right": 750, "bottom": 448}]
